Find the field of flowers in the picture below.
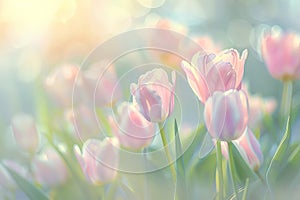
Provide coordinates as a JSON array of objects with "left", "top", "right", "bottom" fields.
[{"left": 0, "top": 0, "right": 300, "bottom": 199}]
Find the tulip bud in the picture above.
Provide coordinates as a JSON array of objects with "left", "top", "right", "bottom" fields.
[
  {"left": 204, "top": 90, "right": 249, "bottom": 141},
  {"left": 130, "top": 68, "right": 176, "bottom": 123},
  {"left": 74, "top": 138, "right": 119, "bottom": 185},
  {"left": 233, "top": 128, "right": 263, "bottom": 171},
  {"left": 44, "top": 64, "right": 82, "bottom": 107},
  {"left": 82, "top": 62, "right": 122, "bottom": 107},
  {"left": 113, "top": 102, "right": 155, "bottom": 150},
  {"left": 32, "top": 148, "right": 68, "bottom": 187},
  {"left": 11, "top": 113, "right": 39, "bottom": 153},
  {"left": 261, "top": 31, "right": 300, "bottom": 81}
]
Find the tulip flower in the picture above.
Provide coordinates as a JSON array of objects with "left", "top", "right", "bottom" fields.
[
  {"left": 74, "top": 138, "right": 119, "bottom": 185},
  {"left": 261, "top": 32, "right": 300, "bottom": 81},
  {"left": 112, "top": 102, "right": 155, "bottom": 150},
  {"left": 82, "top": 62, "right": 122, "bottom": 107},
  {"left": 204, "top": 90, "right": 249, "bottom": 141},
  {"left": 45, "top": 64, "right": 82, "bottom": 107},
  {"left": 11, "top": 113, "right": 39, "bottom": 154},
  {"left": 32, "top": 148, "right": 68, "bottom": 187},
  {"left": 181, "top": 49, "right": 248, "bottom": 103},
  {"left": 234, "top": 128, "right": 263, "bottom": 171},
  {"left": 66, "top": 104, "right": 102, "bottom": 141},
  {"left": 130, "top": 68, "right": 176, "bottom": 123}
]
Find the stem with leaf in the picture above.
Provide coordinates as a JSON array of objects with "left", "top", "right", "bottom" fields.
[{"left": 228, "top": 142, "right": 239, "bottom": 200}]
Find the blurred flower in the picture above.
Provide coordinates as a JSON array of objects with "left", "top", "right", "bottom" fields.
[
  {"left": 242, "top": 84, "right": 277, "bottom": 129},
  {"left": 181, "top": 49, "right": 248, "bottom": 103},
  {"left": 234, "top": 128, "right": 263, "bottom": 171},
  {"left": 32, "top": 148, "right": 68, "bottom": 187},
  {"left": 147, "top": 19, "right": 189, "bottom": 69},
  {"left": 130, "top": 68, "right": 176, "bottom": 123},
  {"left": 11, "top": 113, "right": 39, "bottom": 154},
  {"left": 74, "top": 138, "right": 119, "bottom": 185},
  {"left": 192, "top": 36, "right": 221, "bottom": 53},
  {"left": 261, "top": 32, "right": 300, "bottom": 80},
  {"left": 44, "top": 64, "right": 82, "bottom": 107},
  {"left": 82, "top": 62, "right": 122, "bottom": 107},
  {"left": 112, "top": 102, "right": 155, "bottom": 150},
  {"left": 204, "top": 90, "right": 249, "bottom": 141},
  {"left": 66, "top": 104, "right": 102, "bottom": 141},
  {"left": 219, "top": 128, "right": 263, "bottom": 171}
]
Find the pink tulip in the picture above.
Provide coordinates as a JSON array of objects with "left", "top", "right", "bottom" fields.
[
  {"left": 204, "top": 90, "right": 249, "bottom": 141},
  {"left": 11, "top": 113, "right": 39, "bottom": 154},
  {"left": 181, "top": 49, "right": 248, "bottom": 103},
  {"left": 112, "top": 102, "right": 155, "bottom": 150},
  {"left": 67, "top": 104, "right": 102, "bottom": 141},
  {"left": 218, "top": 128, "right": 263, "bottom": 171},
  {"left": 82, "top": 62, "right": 122, "bottom": 107},
  {"left": 44, "top": 64, "right": 82, "bottom": 107},
  {"left": 233, "top": 128, "right": 263, "bottom": 171},
  {"left": 261, "top": 32, "right": 300, "bottom": 80},
  {"left": 74, "top": 138, "right": 119, "bottom": 185},
  {"left": 130, "top": 68, "right": 176, "bottom": 123},
  {"left": 32, "top": 148, "right": 68, "bottom": 187}
]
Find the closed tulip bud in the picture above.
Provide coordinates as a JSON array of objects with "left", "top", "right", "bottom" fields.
[
  {"left": 181, "top": 49, "right": 247, "bottom": 103},
  {"left": 113, "top": 102, "right": 155, "bottom": 150},
  {"left": 32, "top": 148, "right": 68, "bottom": 187},
  {"left": 261, "top": 32, "right": 300, "bottom": 81},
  {"left": 204, "top": 90, "right": 249, "bottom": 141},
  {"left": 233, "top": 128, "right": 263, "bottom": 171},
  {"left": 130, "top": 68, "right": 176, "bottom": 123},
  {"left": 82, "top": 62, "right": 122, "bottom": 107},
  {"left": 74, "top": 138, "right": 119, "bottom": 185},
  {"left": 11, "top": 113, "right": 39, "bottom": 154},
  {"left": 45, "top": 64, "right": 82, "bottom": 107}
]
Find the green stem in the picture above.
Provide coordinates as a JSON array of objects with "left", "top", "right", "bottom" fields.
[
  {"left": 255, "top": 171, "right": 267, "bottom": 187},
  {"left": 106, "top": 178, "right": 119, "bottom": 200},
  {"left": 242, "top": 178, "right": 249, "bottom": 200},
  {"left": 228, "top": 142, "right": 239, "bottom": 200},
  {"left": 216, "top": 140, "right": 224, "bottom": 200},
  {"left": 280, "top": 80, "right": 293, "bottom": 119},
  {"left": 158, "top": 123, "right": 177, "bottom": 184}
]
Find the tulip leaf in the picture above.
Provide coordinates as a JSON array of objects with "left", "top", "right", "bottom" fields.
[
  {"left": 174, "top": 119, "right": 188, "bottom": 200},
  {"left": 3, "top": 164, "right": 49, "bottom": 200},
  {"left": 228, "top": 142, "right": 256, "bottom": 183},
  {"left": 266, "top": 116, "right": 291, "bottom": 186}
]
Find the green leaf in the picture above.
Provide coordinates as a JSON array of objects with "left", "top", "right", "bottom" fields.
[
  {"left": 3, "top": 164, "right": 49, "bottom": 200},
  {"left": 266, "top": 116, "right": 291, "bottom": 186},
  {"left": 174, "top": 119, "right": 188, "bottom": 200},
  {"left": 228, "top": 142, "right": 256, "bottom": 183}
]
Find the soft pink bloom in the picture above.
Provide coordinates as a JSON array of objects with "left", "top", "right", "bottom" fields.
[
  {"left": 74, "top": 138, "right": 119, "bottom": 185},
  {"left": 11, "top": 113, "right": 39, "bottom": 154},
  {"left": 234, "top": 128, "right": 263, "bottom": 171},
  {"left": 261, "top": 32, "right": 300, "bottom": 80},
  {"left": 112, "top": 102, "right": 155, "bottom": 150},
  {"left": 32, "top": 148, "right": 68, "bottom": 187},
  {"left": 181, "top": 49, "right": 248, "bottom": 103},
  {"left": 82, "top": 62, "right": 122, "bottom": 107},
  {"left": 45, "top": 64, "right": 82, "bottom": 107},
  {"left": 67, "top": 105, "right": 102, "bottom": 141},
  {"left": 204, "top": 90, "right": 249, "bottom": 141},
  {"left": 130, "top": 68, "right": 176, "bottom": 123},
  {"left": 219, "top": 128, "right": 263, "bottom": 171}
]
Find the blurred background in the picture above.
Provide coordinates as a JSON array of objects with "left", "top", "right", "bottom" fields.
[{"left": 1, "top": 0, "right": 300, "bottom": 199}]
